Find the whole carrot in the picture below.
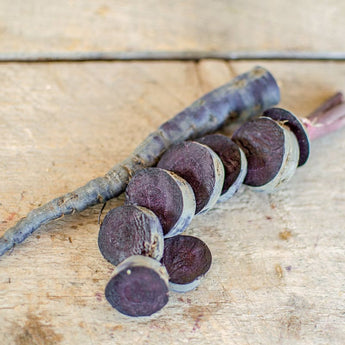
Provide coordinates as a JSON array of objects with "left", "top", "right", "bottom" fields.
[{"left": 0, "top": 66, "right": 280, "bottom": 257}]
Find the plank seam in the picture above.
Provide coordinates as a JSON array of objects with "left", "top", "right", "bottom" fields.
[{"left": 1, "top": 51, "right": 345, "bottom": 62}]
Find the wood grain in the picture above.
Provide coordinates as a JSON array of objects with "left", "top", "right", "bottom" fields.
[
  {"left": 0, "top": 60, "right": 344, "bottom": 344},
  {"left": 0, "top": 1, "right": 344, "bottom": 55}
]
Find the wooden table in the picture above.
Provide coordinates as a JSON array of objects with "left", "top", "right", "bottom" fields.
[{"left": 0, "top": 2, "right": 344, "bottom": 344}]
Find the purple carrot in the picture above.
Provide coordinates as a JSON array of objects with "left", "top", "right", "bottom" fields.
[
  {"left": 0, "top": 66, "right": 279, "bottom": 257},
  {"left": 161, "top": 235, "right": 212, "bottom": 292},
  {"left": 263, "top": 93, "right": 345, "bottom": 143},
  {"left": 263, "top": 108, "right": 310, "bottom": 166},
  {"left": 98, "top": 205, "right": 164, "bottom": 266},
  {"left": 301, "top": 92, "right": 345, "bottom": 141},
  {"left": 233, "top": 94, "right": 345, "bottom": 192},
  {"left": 105, "top": 256, "right": 169, "bottom": 317},
  {"left": 157, "top": 141, "right": 225, "bottom": 214},
  {"left": 232, "top": 117, "right": 299, "bottom": 190},
  {"left": 195, "top": 134, "right": 248, "bottom": 202},
  {"left": 125, "top": 168, "right": 196, "bottom": 238},
  {"left": 307, "top": 92, "right": 344, "bottom": 121},
  {"left": 232, "top": 117, "right": 285, "bottom": 187}
]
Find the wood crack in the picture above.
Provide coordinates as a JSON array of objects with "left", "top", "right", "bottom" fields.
[{"left": 1, "top": 51, "right": 345, "bottom": 63}]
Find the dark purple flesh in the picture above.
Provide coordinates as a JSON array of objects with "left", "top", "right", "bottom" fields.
[
  {"left": 125, "top": 168, "right": 183, "bottom": 236},
  {"left": 196, "top": 134, "right": 241, "bottom": 195},
  {"left": 161, "top": 235, "right": 212, "bottom": 284},
  {"left": 105, "top": 266, "right": 169, "bottom": 317},
  {"left": 98, "top": 205, "right": 162, "bottom": 266},
  {"left": 263, "top": 107, "right": 309, "bottom": 166},
  {"left": 232, "top": 117, "right": 285, "bottom": 186},
  {"left": 157, "top": 141, "right": 216, "bottom": 214}
]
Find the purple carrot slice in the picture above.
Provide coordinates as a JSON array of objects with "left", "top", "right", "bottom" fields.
[
  {"left": 105, "top": 256, "right": 169, "bottom": 317},
  {"left": 161, "top": 235, "right": 212, "bottom": 292},
  {"left": 196, "top": 134, "right": 247, "bottom": 202},
  {"left": 157, "top": 141, "right": 224, "bottom": 214},
  {"left": 263, "top": 107, "right": 310, "bottom": 166},
  {"left": 232, "top": 117, "right": 299, "bottom": 191},
  {"left": 125, "top": 168, "right": 196, "bottom": 238},
  {"left": 98, "top": 205, "right": 164, "bottom": 266}
]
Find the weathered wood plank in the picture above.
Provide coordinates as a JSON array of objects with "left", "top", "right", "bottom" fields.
[
  {"left": 0, "top": 1, "right": 344, "bottom": 55},
  {"left": 0, "top": 60, "right": 344, "bottom": 345}
]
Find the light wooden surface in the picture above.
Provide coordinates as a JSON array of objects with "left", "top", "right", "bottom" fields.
[
  {"left": 0, "top": 0, "right": 344, "bottom": 55},
  {"left": 0, "top": 60, "right": 344, "bottom": 344}
]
